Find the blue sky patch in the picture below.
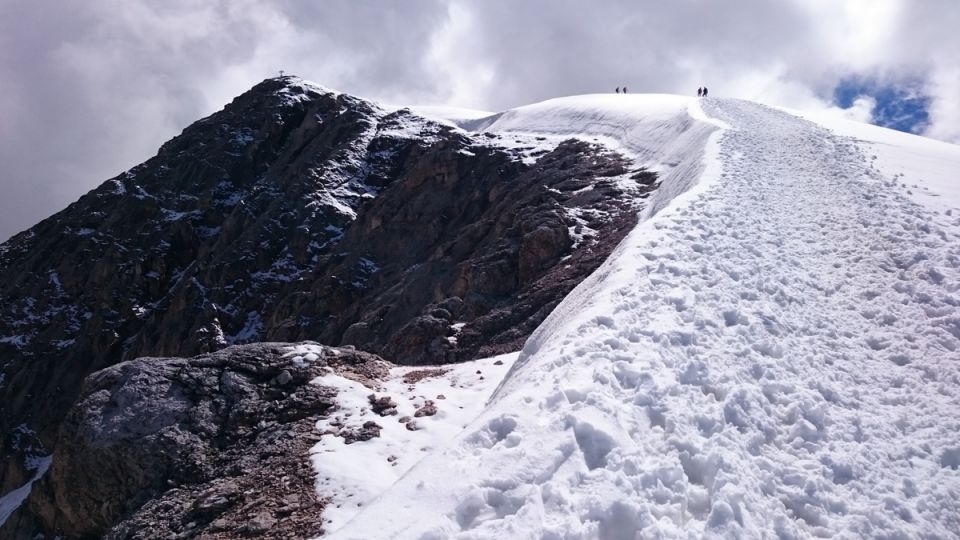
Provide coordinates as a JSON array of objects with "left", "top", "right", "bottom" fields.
[{"left": 833, "top": 77, "right": 930, "bottom": 134}]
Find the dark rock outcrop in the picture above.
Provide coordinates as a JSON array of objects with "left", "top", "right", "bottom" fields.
[
  {"left": 3, "top": 342, "right": 387, "bottom": 539},
  {"left": 283, "top": 137, "right": 647, "bottom": 365},
  {"left": 1, "top": 77, "right": 409, "bottom": 498}
]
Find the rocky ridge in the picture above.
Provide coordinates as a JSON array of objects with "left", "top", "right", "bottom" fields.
[{"left": 0, "top": 76, "right": 658, "bottom": 537}]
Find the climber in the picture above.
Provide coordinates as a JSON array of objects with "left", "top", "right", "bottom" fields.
[
  {"left": 697, "top": 87, "right": 703, "bottom": 97},
  {"left": 616, "top": 87, "right": 620, "bottom": 94},
  {"left": 703, "top": 86, "right": 709, "bottom": 97}
]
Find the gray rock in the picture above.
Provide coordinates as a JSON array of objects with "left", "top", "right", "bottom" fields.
[
  {"left": 18, "top": 342, "right": 387, "bottom": 539},
  {"left": 274, "top": 369, "right": 293, "bottom": 386},
  {"left": 414, "top": 400, "right": 438, "bottom": 418}
]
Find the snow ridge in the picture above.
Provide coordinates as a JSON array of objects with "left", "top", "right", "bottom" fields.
[
  {"left": 327, "top": 98, "right": 960, "bottom": 539},
  {"left": 471, "top": 96, "right": 718, "bottom": 213}
]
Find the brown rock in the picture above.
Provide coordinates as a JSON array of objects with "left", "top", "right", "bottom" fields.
[
  {"left": 414, "top": 400, "right": 438, "bottom": 418},
  {"left": 367, "top": 394, "right": 398, "bottom": 416}
]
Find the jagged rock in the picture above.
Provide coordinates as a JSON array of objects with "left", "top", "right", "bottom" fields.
[
  {"left": 341, "top": 421, "right": 383, "bottom": 445},
  {"left": 382, "top": 315, "right": 451, "bottom": 365},
  {"left": 270, "top": 137, "right": 648, "bottom": 364},
  {"left": 245, "top": 512, "right": 277, "bottom": 535},
  {"left": 8, "top": 342, "right": 388, "bottom": 539}
]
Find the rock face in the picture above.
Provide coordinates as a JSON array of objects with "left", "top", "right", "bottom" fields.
[
  {"left": 277, "top": 137, "right": 649, "bottom": 365},
  {"left": 0, "top": 76, "right": 658, "bottom": 536},
  {"left": 3, "top": 342, "right": 387, "bottom": 539}
]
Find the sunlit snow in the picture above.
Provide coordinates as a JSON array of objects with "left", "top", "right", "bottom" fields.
[{"left": 323, "top": 94, "right": 960, "bottom": 539}]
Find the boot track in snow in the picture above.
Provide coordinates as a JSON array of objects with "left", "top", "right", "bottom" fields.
[{"left": 326, "top": 98, "right": 960, "bottom": 539}]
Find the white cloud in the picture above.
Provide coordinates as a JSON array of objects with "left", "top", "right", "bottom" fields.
[
  {"left": 813, "top": 95, "right": 877, "bottom": 125},
  {"left": 924, "top": 66, "right": 960, "bottom": 143}
]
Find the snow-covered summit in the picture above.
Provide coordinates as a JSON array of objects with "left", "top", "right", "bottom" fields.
[
  {"left": 324, "top": 96, "right": 960, "bottom": 538},
  {"left": 446, "top": 94, "right": 726, "bottom": 222}
]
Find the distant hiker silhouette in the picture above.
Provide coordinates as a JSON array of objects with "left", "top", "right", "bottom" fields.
[
  {"left": 697, "top": 87, "right": 703, "bottom": 97},
  {"left": 703, "top": 86, "right": 709, "bottom": 97},
  {"left": 623, "top": 86, "right": 628, "bottom": 94},
  {"left": 616, "top": 87, "right": 620, "bottom": 94}
]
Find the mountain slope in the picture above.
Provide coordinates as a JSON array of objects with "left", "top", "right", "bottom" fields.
[
  {"left": 0, "top": 79, "right": 675, "bottom": 538},
  {"left": 3, "top": 83, "right": 957, "bottom": 539},
  {"left": 328, "top": 99, "right": 960, "bottom": 538}
]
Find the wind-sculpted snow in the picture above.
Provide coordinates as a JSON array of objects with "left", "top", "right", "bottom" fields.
[
  {"left": 328, "top": 99, "right": 960, "bottom": 538},
  {"left": 467, "top": 95, "right": 722, "bottom": 219}
]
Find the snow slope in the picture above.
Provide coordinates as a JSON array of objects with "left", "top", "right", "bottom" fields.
[
  {"left": 785, "top": 106, "right": 960, "bottom": 219},
  {"left": 405, "top": 105, "right": 495, "bottom": 127},
  {"left": 324, "top": 97, "right": 960, "bottom": 539},
  {"left": 295, "top": 346, "right": 519, "bottom": 533}
]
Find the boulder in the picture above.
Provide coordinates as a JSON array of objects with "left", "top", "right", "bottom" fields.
[{"left": 16, "top": 342, "right": 387, "bottom": 539}]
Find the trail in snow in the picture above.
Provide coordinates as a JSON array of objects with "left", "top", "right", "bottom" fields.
[{"left": 327, "top": 99, "right": 960, "bottom": 539}]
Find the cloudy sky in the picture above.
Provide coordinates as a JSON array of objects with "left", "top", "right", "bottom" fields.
[{"left": 1, "top": 0, "right": 958, "bottom": 242}]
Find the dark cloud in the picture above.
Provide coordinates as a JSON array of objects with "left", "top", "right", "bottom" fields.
[{"left": 1, "top": 0, "right": 957, "bottom": 241}]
